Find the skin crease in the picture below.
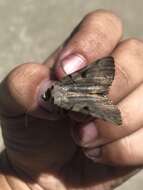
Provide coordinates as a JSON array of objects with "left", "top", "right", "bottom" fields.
[{"left": 0, "top": 10, "right": 142, "bottom": 190}]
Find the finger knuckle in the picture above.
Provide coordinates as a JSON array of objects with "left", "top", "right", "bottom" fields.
[
  {"left": 123, "top": 38, "right": 143, "bottom": 48},
  {"left": 6, "top": 63, "right": 47, "bottom": 102},
  {"left": 85, "top": 10, "right": 120, "bottom": 23},
  {"left": 7, "top": 63, "right": 46, "bottom": 84},
  {"left": 83, "top": 10, "right": 122, "bottom": 41},
  {"left": 0, "top": 62, "right": 48, "bottom": 115},
  {"left": 103, "top": 137, "right": 136, "bottom": 165},
  {"left": 117, "top": 137, "right": 136, "bottom": 164},
  {"left": 9, "top": 62, "right": 42, "bottom": 76}
]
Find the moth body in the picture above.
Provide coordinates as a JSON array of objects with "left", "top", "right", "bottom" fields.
[{"left": 43, "top": 57, "right": 122, "bottom": 125}]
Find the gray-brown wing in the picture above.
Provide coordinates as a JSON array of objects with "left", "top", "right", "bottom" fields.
[
  {"left": 60, "top": 56, "right": 115, "bottom": 95},
  {"left": 44, "top": 57, "right": 122, "bottom": 125},
  {"left": 51, "top": 84, "right": 122, "bottom": 125}
]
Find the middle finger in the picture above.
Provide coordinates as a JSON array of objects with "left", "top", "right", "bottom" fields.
[{"left": 73, "top": 38, "right": 143, "bottom": 148}]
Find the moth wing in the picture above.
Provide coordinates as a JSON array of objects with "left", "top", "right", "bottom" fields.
[
  {"left": 60, "top": 56, "right": 115, "bottom": 95},
  {"left": 51, "top": 86, "right": 122, "bottom": 125},
  {"left": 49, "top": 57, "right": 122, "bottom": 125},
  {"left": 69, "top": 94, "right": 122, "bottom": 125}
]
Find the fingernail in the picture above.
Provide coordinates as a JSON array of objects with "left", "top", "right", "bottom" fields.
[
  {"left": 85, "top": 147, "right": 102, "bottom": 160},
  {"left": 79, "top": 122, "right": 98, "bottom": 146},
  {"left": 61, "top": 54, "right": 87, "bottom": 75}
]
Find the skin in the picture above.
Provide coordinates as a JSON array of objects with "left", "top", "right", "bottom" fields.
[{"left": 0, "top": 10, "right": 143, "bottom": 190}]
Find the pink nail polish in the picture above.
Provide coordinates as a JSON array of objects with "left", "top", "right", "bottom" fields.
[
  {"left": 79, "top": 122, "right": 98, "bottom": 146},
  {"left": 61, "top": 54, "right": 87, "bottom": 75}
]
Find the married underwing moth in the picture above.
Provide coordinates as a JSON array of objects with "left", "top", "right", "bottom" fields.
[{"left": 42, "top": 57, "right": 122, "bottom": 125}]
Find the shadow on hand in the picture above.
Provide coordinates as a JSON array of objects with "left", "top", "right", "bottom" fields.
[{"left": 0, "top": 149, "right": 139, "bottom": 189}]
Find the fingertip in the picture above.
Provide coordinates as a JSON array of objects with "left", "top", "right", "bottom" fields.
[
  {"left": 85, "top": 9, "right": 122, "bottom": 31},
  {"left": 55, "top": 53, "right": 87, "bottom": 79},
  {"left": 54, "top": 10, "right": 123, "bottom": 79}
]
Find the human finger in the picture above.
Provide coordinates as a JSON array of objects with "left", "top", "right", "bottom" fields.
[
  {"left": 53, "top": 10, "right": 122, "bottom": 79},
  {"left": 72, "top": 39, "right": 143, "bottom": 148}
]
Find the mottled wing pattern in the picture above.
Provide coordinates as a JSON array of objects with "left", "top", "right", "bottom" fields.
[
  {"left": 60, "top": 56, "right": 115, "bottom": 95},
  {"left": 48, "top": 57, "right": 122, "bottom": 125}
]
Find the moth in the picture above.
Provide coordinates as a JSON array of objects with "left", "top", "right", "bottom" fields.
[{"left": 42, "top": 57, "right": 122, "bottom": 125}]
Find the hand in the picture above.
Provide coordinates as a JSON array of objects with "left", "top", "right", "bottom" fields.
[{"left": 0, "top": 10, "right": 142, "bottom": 190}]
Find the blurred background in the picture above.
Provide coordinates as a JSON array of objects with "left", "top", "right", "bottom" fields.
[{"left": 0, "top": 0, "right": 142, "bottom": 189}]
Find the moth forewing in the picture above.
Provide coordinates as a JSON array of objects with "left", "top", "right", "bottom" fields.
[{"left": 43, "top": 57, "right": 122, "bottom": 126}]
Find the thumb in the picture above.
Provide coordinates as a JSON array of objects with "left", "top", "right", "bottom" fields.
[{"left": 0, "top": 63, "right": 55, "bottom": 119}]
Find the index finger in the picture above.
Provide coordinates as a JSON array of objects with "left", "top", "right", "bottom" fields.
[{"left": 45, "top": 10, "right": 123, "bottom": 79}]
